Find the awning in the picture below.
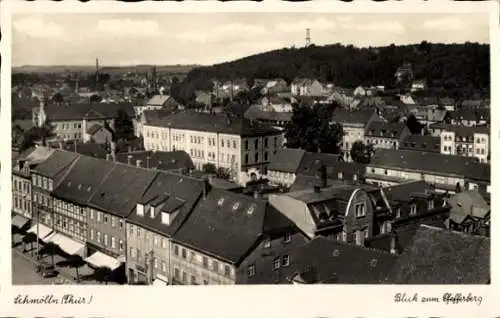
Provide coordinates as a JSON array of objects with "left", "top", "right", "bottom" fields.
[
  {"left": 12, "top": 215, "right": 30, "bottom": 229},
  {"left": 84, "top": 251, "right": 121, "bottom": 271},
  {"left": 27, "top": 223, "right": 53, "bottom": 240},
  {"left": 45, "top": 233, "right": 85, "bottom": 256}
]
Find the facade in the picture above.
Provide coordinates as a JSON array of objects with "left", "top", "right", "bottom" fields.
[
  {"left": 83, "top": 124, "right": 114, "bottom": 144},
  {"left": 364, "top": 121, "right": 411, "bottom": 150},
  {"left": 437, "top": 124, "right": 489, "bottom": 163},
  {"left": 142, "top": 111, "right": 284, "bottom": 178},
  {"left": 134, "top": 94, "right": 180, "bottom": 117},
  {"left": 399, "top": 135, "right": 441, "bottom": 153},
  {"left": 291, "top": 79, "right": 325, "bottom": 97},
  {"left": 266, "top": 148, "right": 305, "bottom": 187}
]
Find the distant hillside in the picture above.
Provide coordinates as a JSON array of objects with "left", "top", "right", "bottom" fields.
[
  {"left": 179, "top": 42, "right": 490, "bottom": 100},
  {"left": 13, "top": 64, "right": 200, "bottom": 75}
]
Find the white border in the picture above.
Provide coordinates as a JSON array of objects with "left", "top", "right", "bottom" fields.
[{"left": 1, "top": 1, "right": 498, "bottom": 317}]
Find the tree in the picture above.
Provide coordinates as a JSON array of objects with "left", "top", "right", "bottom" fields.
[
  {"left": 202, "top": 163, "right": 217, "bottom": 174},
  {"left": 22, "top": 232, "right": 38, "bottom": 256},
  {"left": 455, "top": 182, "right": 462, "bottom": 194},
  {"left": 68, "top": 254, "right": 86, "bottom": 283},
  {"left": 40, "top": 242, "right": 60, "bottom": 267},
  {"left": 52, "top": 92, "right": 64, "bottom": 104},
  {"left": 406, "top": 114, "right": 423, "bottom": 135},
  {"left": 94, "top": 266, "right": 113, "bottom": 285},
  {"left": 350, "top": 141, "right": 374, "bottom": 164},
  {"left": 285, "top": 102, "right": 343, "bottom": 154},
  {"left": 114, "top": 108, "right": 134, "bottom": 141}
]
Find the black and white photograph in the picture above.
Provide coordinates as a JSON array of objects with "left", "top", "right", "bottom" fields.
[{"left": 8, "top": 8, "right": 493, "bottom": 289}]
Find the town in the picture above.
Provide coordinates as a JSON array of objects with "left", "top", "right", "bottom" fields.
[{"left": 11, "top": 33, "right": 490, "bottom": 285}]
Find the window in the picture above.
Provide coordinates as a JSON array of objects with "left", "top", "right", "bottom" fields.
[
  {"left": 104, "top": 234, "right": 109, "bottom": 246},
  {"left": 154, "top": 258, "right": 158, "bottom": 269},
  {"left": 282, "top": 255, "right": 290, "bottom": 267},
  {"left": 263, "top": 237, "right": 271, "bottom": 248},
  {"left": 129, "top": 224, "right": 134, "bottom": 235},
  {"left": 97, "top": 231, "right": 101, "bottom": 243},
  {"left": 191, "top": 275, "right": 197, "bottom": 285},
  {"left": 254, "top": 139, "right": 258, "bottom": 149},
  {"left": 212, "top": 260, "right": 219, "bottom": 272},
  {"left": 90, "top": 229, "right": 95, "bottom": 240},
  {"left": 248, "top": 264, "right": 256, "bottom": 277},
  {"left": 221, "top": 140, "right": 224, "bottom": 148},
  {"left": 245, "top": 154, "right": 249, "bottom": 164},
  {"left": 174, "top": 268, "right": 180, "bottom": 279},
  {"left": 284, "top": 232, "right": 291, "bottom": 243},
  {"left": 137, "top": 228, "right": 141, "bottom": 238},
  {"left": 363, "top": 228, "right": 369, "bottom": 239},
  {"left": 162, "top": 238, "right": 167, "bottom": 249},
  {"left": 111, "top": 216, "right": 115, "bottom": 227},
  {"left": 119, "top": 219, "right": 123, "bottom": 229},
  {"left": 355, "top": 203, "right": 366, "bottom": 217},
  {"left": 130, "top": 247, "right": 135, "bottom": 259},
  {"left": 245, "top": 140, "right": 249, "bottom": 150},
  {"left": 111, "top": 237, "right": 116, "bottom": 249},
  {"left": 254, "top": 153, "right": 259, "bottom": 162},
  {"left": 181, "top": 248, "right": 187, "bottom": 259},
  {"left": 233, "top": 140, "right": 237, "bottom": 148},
  {"left": 154, "top": 236, "right": 159, "bottom": 247},
  {"left": 396, "top": 207, "right": 401, "bottom": 218},
  {"left": 224, "top": 265, "right": 231, "bottom": 277},
  {"left": 182, "top": 272, "right": 188, "bottom": 283},
  {"left": 97, "top": 211, "right": 101, "bottom": 222},
  {"left": 162, "top": 261, "right": 167, "bottom": 273},
  {"left": 410, "top": 204, "right": 417, "bottom": 215},
  {"left": 119, "top": 240, "right": 124, "bottom": 251},
  {"left": 273, "top": 257, "right": 281, "bottom": 270},
  {"left": 174, "top": 245, "right": 179, "bottom": 256},
  {"left": 355, "top": 230, "right": 362, "bottom": 246},
  {"left": 202, "top": 257, "right": 208, "bottom": 268},
  {"left": 428, "top": 199, "right": 434, "bottom": 210}
]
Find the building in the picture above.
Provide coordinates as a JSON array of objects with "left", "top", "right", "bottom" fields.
[
  {"left": 434, "top": 124, "right": 490, "bottom": 163},
  {"left": 330, "top": 108, "right": 383, "bottom": 161},
  {"left": 86, "top": 163, "right": 158, "bottom": 272},
  {"left": 134, "top": 94, "right": 180, "bottom": 117},
  {"left": 260, "top": 96, "right": 292, "bottom": 112},
  {"left": 399, "top": 135, "right": 441, "bottom": 153},
  {"left": 142, "top": 111, "right": 284, "bottom": 179},
  {"left": 30, "top": 150, "right": 80, "bottom": 245},
  {"left": 410, "top": 80, "right": 427, "bottom": 92},
  {"left": 83, "top": 123, "right": 114, "bottom": 144},
  {"left": 365, "top": 148, "right": 488, "bottom": 194},
  {"left": 137, "top": 109, "right": 173, "bottom": 138},
  {"left": 384, "top": 225, "right": 490, "bottom": 284},
  {"left": 290, "top": 79, "right": 325, "bottom": 97},
  {"left": 243, "top": 105, "right": 292, "bottom": 130},
  {"left": 269, "top": 181, "right": 381, "bottom": 245},
  {"left": 12, "top": 147, "right": 55, "bottom": 227},
  {"left": 364, "top": 121, "right": 411, "bottom": 150},
  {"left": 260, "top": 78, "right": 289, "bottom": 95},
  {"left": 115, "top": 150, "right": 194, "bottom": 173},
  {"left": 446, "top": 191, "right": 490, "bottom": 236},
  {"left": 50, "top": 155, "right": 115, "bottom": 257},
  {"left": 266, "top": 148, "right": 305, "bottom": 187},
  {"left": 126, "top": 172, "right": 207, "bottom": 285}
]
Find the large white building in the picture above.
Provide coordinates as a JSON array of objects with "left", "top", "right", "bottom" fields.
[
  {"left": 435, "top": 125, "right": 490, "bottom": 163},
  {"left": 142, "top": 111, "right": 284, "bottom": 180}
]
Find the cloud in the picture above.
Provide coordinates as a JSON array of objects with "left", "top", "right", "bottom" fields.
[
  {"left": 420, "top": 17, "right": 464, "bottom": 30},
  {"left": 275, "top": 18, "right": 336, "bottom": 33},
  {"left": 13, "top": 17, "right": 65, "bottom": 38},
  {"left": 178, "top": 23, "right": 268, "bottom": 43},
  {"left": 95, "top": 19, "right": 160, "bottom": 37}
]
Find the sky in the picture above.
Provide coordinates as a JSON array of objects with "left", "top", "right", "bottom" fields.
[{"left": 12, "top": 13, "right": 490, "bottom": 67}]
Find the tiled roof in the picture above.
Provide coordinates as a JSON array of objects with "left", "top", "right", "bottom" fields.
[
  {"left": 43, "top": 102, "right": 134, "bottom": 121},
  {"left": 449, "top": 109, "right": 477, "bottom": 121},
  {"left": 227, "top": 103, "right": 252, "bottom": 117},
  {"left": 88, "top": 164, "right": 158, "bottom": 217},
  {"left": 331, "top": 108, "right": 379, "bottom": 125},
  {"left": 429, "top": 123, "right": 489, "bottom": 136},
  {"left": 244, "top": 106, "right": 292, "bottom": 123},
  {"left": 369, "top": 149, "right": 483, "bottom": 179},
  {"left": 400, "top": 135, "right": 440, "bottom": 153},
  {"left": 290, "top": 237, "right": 398, "bottom": 284},
  {"left": 142, "top": 109, "right": 174, "bottom": 124},
  {"left": 267, "top": 148, "right": 305, "bottom": 173},
  {"left": 448, "top": 191, "right": 490, "bottom": 224},
  {"left": 385, "top": 225, "right": 490, "bottom": 284},
  {"left": 32, "top": 150, "right": 79, "bottom": 179},
  {"left": 146, "top": 95, "right": 171, "bottom": 106},
  {"left": 285, "top": 184, "right": 356, "bottom": 206},
  {"left": 461, "top": 100, "right": 483, "bottom": 108},
  {"left": 127, "top": 172, "right": 206, "bottom": 237},
  {"left": 325, "top": 162, "right": 367, "bottom": 181},
  {"left": 115, "top": 150, "right": 194, "bottom": 172},
  {"left": 365, "top": 121, "right": 409, "bottom": 139},
  {"left": 13, "top": 119, "right": 34, "bottom": 132},
  {"left": 86, "top": 124, "right": 103, "bottom": 135},
  {"left": 55, "top": 142, "right": 108, "bottom": 159},
  {"left": 383, "top": 181, "right": 436, "bottom": 203},
  {"left": 146, "top": 110, "right": 281, "bottom": 137},
  {"left": 16, "top": 146, "right": 55, "bottom": 166},
  {"left": 52, "top": 155, "right": 115, "bottom": 206},
  {"left": 295, "top": 152, "right": 342, "bottom": 176},
  {"left": 290, "top": 174, "right": 348, "bottom": 192},
  {"left": 173, "top": 188, "right": 268, "bottom": 264}
]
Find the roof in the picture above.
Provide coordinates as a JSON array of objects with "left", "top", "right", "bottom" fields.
[
  {"left": 365, "top": 121, "right": 409, "bottom": 139},
  {"left": 267, "top": 148, "right": 305, "bottom": 173},
  {"left": 147, "top": 95, "right": 171, "bottom": 106},
  {"left": 385, "top": 225, "right": 490, "bottom": 284},
  {"left": 244, "top": 106, "right": 292, "bottom": 123},
  {"left": 295, "top": 152, "right": 342, "bottom": 176},
  {"left": 290, "top": 237, "right": 398, "bottom": 284},
  {"left": 285, "top": 184, "right": 356, "bottom": 206},
  {"left": 127, "top": 172, "right": 206, "bottom": 237},
  {"left": 52, "top": 156, "right": 115, "bottom": 206},
  {"left": 447, "top": 191, "right": 490, "bottom": 224},
  {"left": 461, "top": 100, "right": 483, "bottom": 108},
  {"left": 173, "top": 188, "right": 268, "bottom": 264},
  {"left": 87, "top": 164, "right": 158, "bottom": 217},
  {"left": 32, "top": 150, "right": 79, "bottom": 179},
  {"left": 227, "top": 103, "right": 252, "bottom": 117},
  {"left": 325, "top": 162, "right": 367, "bottom": 181},
  {"left": 331, "top": 108, "right": 379, "bottom": 125},
  {"left": 142, "top": 109, "right": 174, "bottom": 124},
  {"left": 449, "top": 109, "right": 477, "bottom": 121},
  {"left": 13, "top": 119, "right": 34, "bottom": 132},
  {"left": 16, "top": 146, "right": 55, "bottom": 166},
  {"left": 115, "top": 150, "right": 194, "bottom": 171},
  {"left": 429, "top": 123, "right": 489, "bottom": 136},
  {"left": 383, "top": 181, "right": 436, "bottom": 203},
  {"left": 146, "top": 110, "right": 281, "bottom": 137},
  {"left": 86, "top": 124, "right": 103, "bottom": 135},
  {"left": 290, "top": 174, "right": 349, "bottom": 192},
  {"left": 400, "top": 135, "right": 440, "bottom": 153},
  {"left": 42, "top": 102, "right": 134, "bottom": 121},
  {"left": 369, "top": 149, "right": 485, "bottom": 179}
]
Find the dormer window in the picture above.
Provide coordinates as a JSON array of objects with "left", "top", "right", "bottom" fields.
[
  {"left": 428, "top": 199, "right": 434, "bottom": 210},
  {"left": 150, "top": 206, "right": 155, "bottom": 218},
  {"left": 232, "top": 202, "right": 240, "bottom": 211},
  {"left": 137, "top": 203, "right": 145, "bottom": 216},
  {"left": 410, "top": 204, "right": 417, "bottom": 215},
  {"left": 337, "top": 172, "right": 343, "bottom": 180},
  {"left": 247, "top": 204, "right": 255, "bottom": 215},
  {"left": 217, "top": 198, "right": 225, "bottom": 206}
]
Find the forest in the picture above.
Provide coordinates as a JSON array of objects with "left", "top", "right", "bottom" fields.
[{"left": 174, "top": 41, "right": 490, "bottom": 102}]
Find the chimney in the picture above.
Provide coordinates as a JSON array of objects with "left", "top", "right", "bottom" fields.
[
  {"left": 254, "top": 189, "right": 263, "bottom": 199},
  {"left": 106, "top": 153, "right": 111, "bottom": 161},
  {"left": 127, "top": 155, "right": 133, "bottom": 165},
  {"left": 390, "top": 231, "right": 398, "bottom": 255},
  {"left": 136, "top": 159, "right": 143, "bottom": 168}
]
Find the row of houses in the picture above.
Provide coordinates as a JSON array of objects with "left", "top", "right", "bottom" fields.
[{"left": 12, "top": 146, "right": 489, "bottom": 284}]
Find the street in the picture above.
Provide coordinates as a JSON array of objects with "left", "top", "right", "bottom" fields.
[{"left": 12, "top": 250, "right": 59, "bottom": 285}]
